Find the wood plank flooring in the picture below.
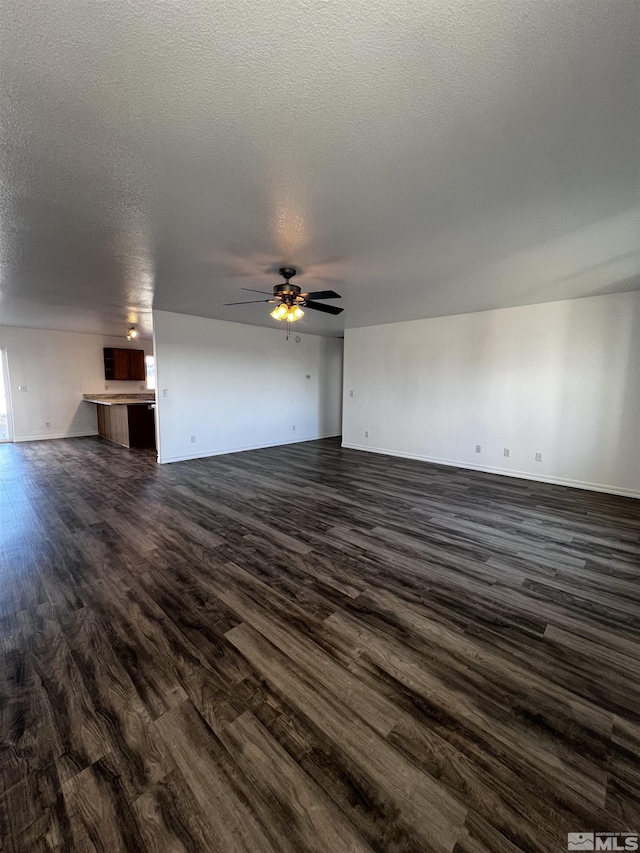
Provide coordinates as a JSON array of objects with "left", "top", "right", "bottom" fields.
[{"left": 0, "top": 436, "right": 638, "bottom": 852}]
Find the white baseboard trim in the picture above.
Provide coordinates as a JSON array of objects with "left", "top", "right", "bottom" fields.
[
  {"left": 158, "top": 433, "right": 341, "bottom": 464},
  {"left": 14, "top": 430, "right": 99, "bottom": 442},
  {"left": 341, "top": 442, "right": 640, "bottom": 499}
]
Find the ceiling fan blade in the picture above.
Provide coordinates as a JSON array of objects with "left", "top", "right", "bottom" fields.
[
  {"left": 304, "top": 300, "right": 344, "bottom": 315},
  {"left": 241, "top": 288, "right": 275, "bottom": 295},
  {"left": 223, "top": 299, "right": 274, "bottom": 306},
  {"left": 301, "top": 290, "right": 341, "bottom": 300}
]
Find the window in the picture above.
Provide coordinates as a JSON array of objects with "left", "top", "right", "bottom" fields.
[
  {"left": 145, "top": 355, "right": 156, "bottom": 391},
  {"left": 0, "top": 350, "right": 12, "bottom": 441}
]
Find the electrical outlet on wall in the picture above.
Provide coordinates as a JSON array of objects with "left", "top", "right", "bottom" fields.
[
  {"left": 292, "top": 425, "right": 296, "bottom": 431},
  {"left": 350, "top": 390, "right": 354, "bottom": 397},
  {"left": 190, "top": 435, "right": 196, "bottom": 443},
  {"left": 504, "top": 448, "right": 510, "bottom": 458},
  {"left": 475, "top": 445, "right": 481, "bottom": 453},
  {"left": 364, "top": 430, "right": 370, "bottom": 438},
  {"left": 45, "top": 422, "right": 51, "bottom": 428},
  {"left": 163, "top": 389, "right": 168, "bottom": 397},
  {"left": 535, "top": 452, "right": 543, "bottom": 462},
  {"left": 18, "top": 385, "right": 28, "bottom": 392}
]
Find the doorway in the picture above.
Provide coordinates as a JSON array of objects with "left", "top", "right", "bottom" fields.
[{"left": 0, "top": 350, "right": 13, "bottom": 441}]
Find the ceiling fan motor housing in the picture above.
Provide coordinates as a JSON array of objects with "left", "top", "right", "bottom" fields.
[{"left": 274, "top": 282, "right": 304, "bottom": 304}]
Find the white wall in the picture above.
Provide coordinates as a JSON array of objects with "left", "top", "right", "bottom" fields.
[
  {"left": 153, "top": 310, "right": 343, "bottom": 463},
  {"left": 342, "top": 292, "right": 640, "bottom": 497},
  {"left": 0, "top": 326, "right": 153, "bottom": 441}
]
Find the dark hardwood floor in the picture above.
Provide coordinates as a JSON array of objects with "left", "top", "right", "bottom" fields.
[{"left": 0, "top": 436, "right": 638, "bottom": 853}]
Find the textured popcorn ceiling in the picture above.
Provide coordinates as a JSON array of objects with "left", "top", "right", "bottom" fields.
[{"left": 0, "top": 0, "right": 638, "bottom": 338}]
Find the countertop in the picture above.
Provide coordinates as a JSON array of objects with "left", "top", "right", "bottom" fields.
[{"left": 83, "top": 394, "right": 155, "bottom": 406}]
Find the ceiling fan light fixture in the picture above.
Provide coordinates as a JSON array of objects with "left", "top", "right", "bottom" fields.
[
  {"left": 127, "top": 326, "right": 137, "bottom": 340},
  {"left": 288, "top": 306, "right": 304, "bottom": 321},
  {"left": 271, "top": 304, "right": 289, "bottom": 320}
]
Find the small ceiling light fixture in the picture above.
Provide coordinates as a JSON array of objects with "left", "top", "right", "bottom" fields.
[{"left": 127, "top": 326, "right": 138, "bottom": 340}]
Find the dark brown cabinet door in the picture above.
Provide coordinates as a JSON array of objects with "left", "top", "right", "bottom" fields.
[
  {"left": 104, "top": 347, "right": 146, "bottom": 380},
  {"left": 114, "top": 349, "right": 132, "bottom": 379},
  {"left": 128, "top": 349, "right": 145, "bottom": 381},
  {"left": 127, "top": 405, "right": 156, "bottom": 448}
]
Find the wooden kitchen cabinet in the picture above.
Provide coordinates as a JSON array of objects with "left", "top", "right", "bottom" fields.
[
  {"left": 104, "top": 347, "right": 146, "bottom": 381},
  {"left": 113, "top": 348, "right": 131, "bottom": 379},
  {"left": 95, "top": 402, "right": 155, "bottom": 448},
  {"left": 128, "top": 349, "right": 145, "bottom": 380}
]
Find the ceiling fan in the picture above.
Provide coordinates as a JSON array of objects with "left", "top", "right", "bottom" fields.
[{"left": 224, "top": 267, "right": 343, "bottom": 323}]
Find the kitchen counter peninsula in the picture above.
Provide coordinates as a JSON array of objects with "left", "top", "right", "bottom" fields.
[{"left": 83, "top": 394, "right": 156, "bottom": 448}]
